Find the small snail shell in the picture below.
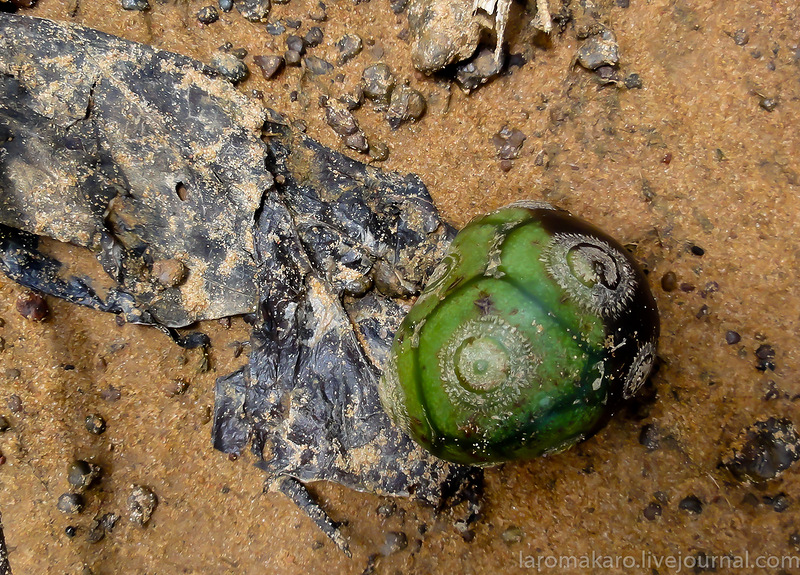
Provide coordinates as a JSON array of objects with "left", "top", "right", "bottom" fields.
[{"left": 379, "top": 202, "right": 659, "bottom": 465}]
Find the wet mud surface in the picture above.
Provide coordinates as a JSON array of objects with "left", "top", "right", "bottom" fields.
[{"left": 0, "top": 0, "right": 799, "bottom": 573}]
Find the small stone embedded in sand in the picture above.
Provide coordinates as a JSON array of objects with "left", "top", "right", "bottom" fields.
[{"left": 128, "top": 485, "right": 158, "bottom": 526}]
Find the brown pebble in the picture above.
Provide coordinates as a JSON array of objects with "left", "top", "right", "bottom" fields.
[
  {"left": 16, "top": 291, "right": 49, "bottom": 321},
  {"left": 5, "top": 368, "right": 20, "bottom": 380},
  {"left": 0, "top": 454, "right": 5, "bottom": 465},
  {"left": 7, "top": 394, "right": 22, "bottom": 413},
  {"left": 660, "top": 271, "right": 677, "bottom": 291},
  {"left": 661, "top": 152, "right": 672, "bottom": 165},
  {"left": 165, "top": 378, "right": 190, "bottom": 397},
  {"left": 679, "top": 283, "right": 695, "bottom": 292},
  {"left": 499, "top": 159, "right": 513, "bottom": 172},
  {"left": 152, "top": 259, "right": 186, "bottom": 287},
  {"left": 253, "top": 54, "right": 284, "bottom": 79},
  {"left": 643, "top": 502, "right": 662, "bottom": 520},
  {"left": 218, "top": 317, "right": 232, "bottom": 329},
  {"left": 100, "top": 386, "right": 121, "bottom": 402}
]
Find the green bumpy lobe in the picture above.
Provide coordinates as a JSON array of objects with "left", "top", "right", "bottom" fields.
[{"left": 380, "top": 206, "right": 653, "bottom": 465}]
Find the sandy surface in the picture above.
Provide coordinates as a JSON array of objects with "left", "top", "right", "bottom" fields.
[{"left": 0, "top": 0, "right": 799, "bottom": 573}]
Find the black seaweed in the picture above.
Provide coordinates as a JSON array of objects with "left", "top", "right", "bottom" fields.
[{"left": 0, "top": 14, "right": 482, "bottom": 557}]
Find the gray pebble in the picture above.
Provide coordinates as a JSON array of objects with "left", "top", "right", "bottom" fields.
[
  {"left": 304, "top": 56, "right": 333, "bottom": 75},
  {"left": 733, "top": 29, "right": 749, "bottom": 46},
  {"left": 325, "top": 104, "right": 359, "bottom": 137},
  {"left": 309, "top": 1, "right": 327, "bottom": 21},
  {"left": 121, "top": 0, "right": 149, "bottom": 10},
  {"left": 345, "top": 132, "right": 369, "bottom": 154},
  {"left": 237, "top": 0, "right": 271, "bottom": 22},
  {"left": 362, "top": 64, "right": 395, "bottom": 103},
  {"left": 57, "top": 493, "right": 85, "bottom": 514},
  {"left": 7, "top": 394, "right": 21, "bottom": 413},
  {"left": 67, "top": 460, "right": 101, "bottom": 490},
  {"left": 624, "top": 73, "right": 643, "bottom": 89},
  {"left": 380, "top": 531, "right": 408, "bottom": 556},
  {"left": 219, "top": 0, "right": 233, "bottom": 11},
  {"left": 197, "top": 6, "right": 219, "bottom": 24},
  {"left": 577, "top": 30, "right": 620, "bottom": 70},
  {"left": 305, "top": 27, "right": 324, "bottom": 48},
  {"left": 492, "top": 126, "right": 526, "bottom": 160},
  {"left": 211, "top": 52, "right": 249, "bottom": 83},
  {"left": 128, "top": 485, "right": 158, "bottom": 526},
  {"left": 267, "top": 21, "right": 285, "bottom": 35},
  {"left": 254, "top": 55, "right": 284, "bottom": 79},
  {"left": 286, "top": 35, "right": 305, "bottom": 55},
  {"left": 337, "top": 34, "right": 363, "bottom": 66},
  {"left": 759, "top": 96, "right": 778, "bottom": 112},
  {"left": 85, "top": 413, "right": 106, "bottom": 435},
  {"left": 386, "top": 84, "right": 426, "bottom": 129},
  {"left": 454, "top": 47, "right": 502, "bottom": 92},
  {"left": 285, "top": 50, "right": 302, "bottom": 67},
  {"left": 678, "top": 495, "right": 703, "bottom": 514}
]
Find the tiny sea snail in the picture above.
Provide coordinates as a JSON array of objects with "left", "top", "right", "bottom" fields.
[{"left": 378, "top": 201, "right": 659, "bottom": 466}]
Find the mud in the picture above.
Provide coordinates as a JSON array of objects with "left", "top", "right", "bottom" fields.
[{"left": 0, "top": 0, "right": 798, "bottom": 573}]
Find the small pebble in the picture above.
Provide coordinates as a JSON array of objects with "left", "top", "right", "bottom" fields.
[
  {"left": 309, "top": 1, "right": 327, "bottom": 21},
  {"left": 305, "top": 27, "right": 324, "bottom": 47},
  {"left": 725, "top": 330, "right": 741, "bottom": 345},
  {"left": 624, "top": 73, "right": 643, "bottom": 89},
  {"left": 286, "top": 34, "right": 305, "bottom": 55},
  {"left": 85, "top": 414, "right": 107, "bottom": 435},
  {"left": 386, "top": 85, "right": 426, "bottom": 129},
  {"left": 284, "top": 18, "right": 301, "bottom": 29},
  {"left": 219, "top": 0, "right": 232, "bottom": 11},
  {"left": 0, "top": 336, "right": 5, "bottom": 352},
  {"left": 164, "top": 378, "right": 190, "bottom": 397},
  {"left": 121, "top": 0, "right": 149, "bottom": 10},
  {"left": 100, "top": 386, "right": 121, "bottom": 402},
  {"left": 499, "top": 159, "right": 513, "bottom": 172},
  {"left": 67, "top": 460, "right": 101, "bottom": 490},
  {"left": 5, "top": 369, "right": 20, "bottom": 380},
  {"left": 236, "top": 0, "right": 270, "bottom": 22},
  {"left": 128, "top": 485, "right": 158, "bottom": 526},
  {"left": 65, "top": 526, "right": 77, "bottom": 538},
  {"left": 765, "top": 493, "right": 790, "bottom": 512},
  {"left": 16, "top": 291, "right": 49, "bottom": 321},
  {"left": 501, "top": 525, "right": 524, "bottom": 545},
  {"left": 337, "top": 34, "right": 363, "bottom": 65},
  {"left": 454, "top": 48, "right": 501, "bottom": 91},
  {"left": 86, "top": 520, "right": 105, "bottom": 544},
  {"left": 7, "top": 395, "right": 21, "bottom": 413},
  {"left": 723, "top": 417, "right": 800, "bottom": 483},
  {"left": 660, "top": 271, "right": 678, "bottom": 292},
  {"left": 344, "top": 132, "right": 369, "bottom": 154},
  {"left": 304, "top": 56, "right": 333, "bottom": 75},
  {"left": 678, "top": 495, "right": 703, "bottom": 514},
  {"left": 638, "top": 423, "right": 660, "bottom": 451},
  {"left": 152, "top": 259, "right": 186, "bottom": 287},
  {"left": 211, "top": 52, "right": 249, "bottom": 83},
  {"left": 679, "top": 283, "right": 695, "bottom": 292},
  {"left": 0, "top": 415, "right": 9, "bottom": 432},
  {"left": 57, "top": 493, "right": 85, "bottom": 514},
  {"left": 285, "top": 50, "right": 302, "bottom": 67},
  {"left": 368, "top": 141, "right": 390, "bottom": 162},
  {"left": 733, "top": 29, "right": 749, "bottom": 46},
  {"left": 362, "top": 64, "right": 395, "bottom": 103},
  {"left": 576, "top": 30, "right": 619, "bottom": 70},
  {"left": 325, "top": 103, "right": 360, "bottom": 137},
  {"left": 643, "top": 502, "right": 662, "bottom": 520},
  {"left": 197, "top": 5, "right": 219, "bottom": 24},
  {"left": 380, "top": 531, "right": 408, "bottom": 556},
  {"left": 376, "top": 502, "right": 396, "bottom": 517},
  {"left": 492, "top": 126, "right": 526, "bottom": 160},
  {"left": 267, "top": 21, "right": 285, "bottom": 35},
  {"left": 690, "top": 245, "right": 705, "bottom": 256},
  {"left": 755, "top": 344, "right": 776, "bottom": 371},
  {"left": 759, "top": 96, "right": 778, "bottom": 112}
]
